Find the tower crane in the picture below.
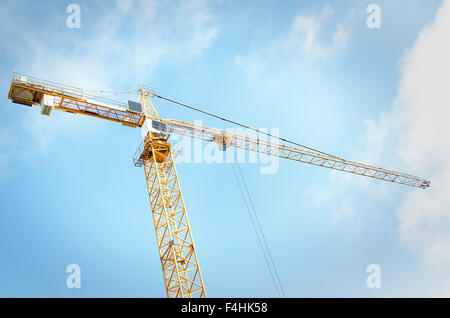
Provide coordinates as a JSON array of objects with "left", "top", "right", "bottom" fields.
[{"left": 7, "top": 73, "right": 430, "bottom": 298}]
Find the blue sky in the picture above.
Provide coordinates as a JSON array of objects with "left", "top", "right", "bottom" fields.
[{"left": 0, "top": 0, "right": 449, "bottom": 297}]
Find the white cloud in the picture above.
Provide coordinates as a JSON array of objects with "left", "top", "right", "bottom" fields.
[
  {"left": 235, "top": 6, "right": 353, "bottom": 77},
  {"left": 284, "top": 6, "right": 351, "bottom": 61},
  {"left": 368, "top": 0, "right": 450, "bottom": 267},
  {"left": 20, "top": 0, "right": 218, "bottom": 87},
  {"left": 179, "top": 0, "right": 219, "bottom": 57},
  {"left": 305, "top": 0, "right": 450, "bottom": 295},
  {"left": 0, "top": 0, "right": 219, "bottom": 93}
]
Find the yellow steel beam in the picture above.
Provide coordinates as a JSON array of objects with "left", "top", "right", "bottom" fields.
[
  {"left": 148, "top": 118, "right": 431, "bottom": 189},
  {"left": 8, "top": 74, "right": 145, "bottom": 127},
  {"left": 142, "top": 138, "right": 206, "bottom": 298}
]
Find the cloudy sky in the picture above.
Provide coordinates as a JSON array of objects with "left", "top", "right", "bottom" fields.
[{"left": 0, "top": 0, "right": 449, "bottom": 297}]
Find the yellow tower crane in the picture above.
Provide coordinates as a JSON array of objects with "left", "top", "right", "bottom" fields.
[{"left": 7, "top": 73, "right": 430, "bottom": 298}]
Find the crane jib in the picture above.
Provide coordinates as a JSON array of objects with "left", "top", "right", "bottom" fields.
[{"left": 7, "top": 73, "right": 431, "bottom": 190}]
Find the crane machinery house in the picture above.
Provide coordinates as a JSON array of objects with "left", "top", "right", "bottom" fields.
[{"left": 128, "top": 99, "right": 169, "bottom": 140}]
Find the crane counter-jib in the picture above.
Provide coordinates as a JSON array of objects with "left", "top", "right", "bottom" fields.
[{"left": 8, "top": 75, "right": 145, "bottom": 127}]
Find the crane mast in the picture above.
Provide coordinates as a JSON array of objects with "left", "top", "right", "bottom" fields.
[
  {"left": 6, "top": 73, "right": 431, "bottom": 298},
  {"left": 137, "top": 90, "right": 206, "bottom": 297},
  {"left": 8, "top": 73, "right": 206, "bottom": 297}
]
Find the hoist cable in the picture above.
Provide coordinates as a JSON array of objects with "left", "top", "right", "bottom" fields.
[
  {"left": 231, "top": 162, "right": 282, "bottom": 297},
  {"left": 234, "top": 161, "right": 286, "bottom": 297}
]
